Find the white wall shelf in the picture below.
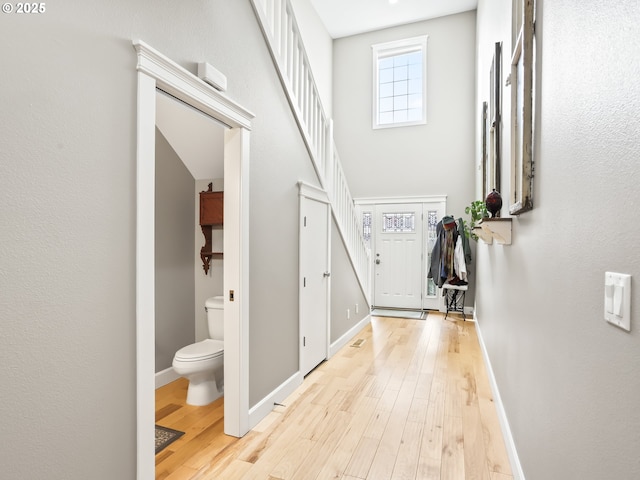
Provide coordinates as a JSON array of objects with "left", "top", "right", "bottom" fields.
[{"left": 474, "top": 218, "right": 512, "bottom": 245}]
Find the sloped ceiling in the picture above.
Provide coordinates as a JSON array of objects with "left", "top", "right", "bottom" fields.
[
  {"left": 155, "top": 90, "right": 225, "bottom": 181},
  {"left": 309, "top": 0, "right": 478, "bottom": 38}
]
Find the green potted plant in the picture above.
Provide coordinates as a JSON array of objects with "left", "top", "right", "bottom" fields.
[{"left": 464, "top": 200, "right": 489, "bottom": 241}]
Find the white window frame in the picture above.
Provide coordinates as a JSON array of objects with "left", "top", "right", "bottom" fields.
[{"left": 372, "top": 35, "right": 428, "bottom": 129}]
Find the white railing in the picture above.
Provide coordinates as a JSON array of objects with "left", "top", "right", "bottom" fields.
[{"left": 250, "top": 0, "right": 371, "bottom": 301}]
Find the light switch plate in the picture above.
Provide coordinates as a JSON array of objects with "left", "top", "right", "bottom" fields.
[{"left": 604, "top": 272, "right": 631, "bottom": 331}]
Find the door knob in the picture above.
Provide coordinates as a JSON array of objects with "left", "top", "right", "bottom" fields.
[
  {"left": 323, "top": 272, "right": 331, "bottom": 277},
  {"left": 375, "top": 259, "right": 381, "bottom": 264}
]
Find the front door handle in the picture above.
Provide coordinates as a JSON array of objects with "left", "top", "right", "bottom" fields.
[{"left": 323, "top": 272, "right": 331, "bottom": 277}]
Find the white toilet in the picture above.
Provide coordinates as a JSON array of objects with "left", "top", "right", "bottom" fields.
[{"left": 172, "top": 296, "right": 224, "bottom": 406}]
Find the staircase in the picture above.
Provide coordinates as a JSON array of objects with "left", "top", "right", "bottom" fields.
[{"left": 250, "top": 0, "right": 371, "bottom": 301}]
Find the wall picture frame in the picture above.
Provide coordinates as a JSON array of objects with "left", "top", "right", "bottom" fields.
[
  {"left": 481, "top": 101, "right": 488, "bottom": 200},
  {"left": 488, "top": 42, "right": 502, "bottom": 198},
  {"left": 509, "top": 0, "right": 535, "bottom": 215}
]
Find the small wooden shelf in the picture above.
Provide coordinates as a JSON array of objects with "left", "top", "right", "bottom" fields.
[
  {"left": 474, "top": 218, "right": 512, "bottom": 245},
  {"left": 200, "top": 183, "right": 223, "bottom": 274},
  {"left": 200, "top": 251, "right": 223, "bottom": 273}
]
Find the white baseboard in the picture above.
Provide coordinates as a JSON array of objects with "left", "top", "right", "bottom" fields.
[
  {"left": 474, "top": 312, "right": 526, "bottom": 480},
  {"left": 155, "top": 367, "right": 181, "bottom": 389},
  {"left": 329, "top": 314, "right": 371, "bottom": 357},
  {"left": 247, "top": 315, "right": 371, "bottom": 431},
  {"left": 248, "top": 371, "right": 303, "bottom": 430}
]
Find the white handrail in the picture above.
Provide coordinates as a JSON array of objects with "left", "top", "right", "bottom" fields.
[{"left": 250, "top": 0, "right": 371, "bottom": 301}]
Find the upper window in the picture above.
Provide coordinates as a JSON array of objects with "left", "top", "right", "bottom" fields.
[{"left": 372, "top": 35, "right": 428, "bottom": 129}]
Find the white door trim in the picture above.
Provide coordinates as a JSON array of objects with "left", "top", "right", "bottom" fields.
[
  {"left": 355, "top": 195, "right": 447, "bottom": 206},
  {"left": 373, "top": 203, "right": 424, "bottom": 310},
  {"left": 298, "top": 182, "right": 331, "bottom": 373},
  {"left": 298, "top": 181, "right": 329, "bottom": 204},
  {"left": 355, "top": 195, "right": 447, "bottom": 312},
  {"left": 134, "top": 40, "right": 253, "bottom": 480}
]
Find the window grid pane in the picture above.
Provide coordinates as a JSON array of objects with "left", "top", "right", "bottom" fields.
[{"left": 377, "top": 45, "right": 424, "bottom": 127}]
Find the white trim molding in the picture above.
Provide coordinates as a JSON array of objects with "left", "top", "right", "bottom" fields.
[
  {"left": 474, "top": 313, "right": 526, "bottom": 480},
  {"left": 329, "top": 314, "right": 371, "bottom": 357},
  {"left": 134, "top": 39, "right": 254, "bottom": 480},
  {"left": 298, "top": 181, "right": 330, "bottom": 204},
  {"left": 354, "top": 194, "right": 448, "bottom": 206},
  {"left": 372, "top": 35, "right": 429, "bottom": 129},
  {"left": 133, "top": 39, "right": 254, "bottom": 130},
  {"left": 155, "top": 367, "right": 181, "bottom": 389},
  {"left": 248, "top": 372, "right": 303, "bottom": 429},
  {"left": 298, "top": 184, "right": 332, "bottom": 377}
]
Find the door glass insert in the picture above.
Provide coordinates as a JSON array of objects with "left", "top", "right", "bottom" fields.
[
  {"left": 362, "top": 212, "right": 372, "bottom": 248},
  {"left": 382, "top": 212, "right": 415, "bottom": 233},
  {"left": 426, "top": 210, "right": 438, "bottom": 296}
]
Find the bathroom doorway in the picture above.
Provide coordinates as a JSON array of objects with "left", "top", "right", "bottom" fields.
[
  {"left": 154, "top": 90, "right": 226, "bottom": 383},
  {"left": 135, "top": 41, "right": 254, "bottom": 480}
]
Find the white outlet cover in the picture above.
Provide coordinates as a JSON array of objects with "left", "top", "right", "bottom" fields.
[{"left": 604, "top": 272, "right": 631, "bottom": 331}]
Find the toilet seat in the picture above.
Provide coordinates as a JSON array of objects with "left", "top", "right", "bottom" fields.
[{"left": 174, "top": 339, "right": 224, "bottom": 362}]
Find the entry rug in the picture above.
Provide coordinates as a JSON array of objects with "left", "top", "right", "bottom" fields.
[
  {"left": 371, "top": 309, "right": 427, "bottom": 320},
  {"left": 155, "top": 425, "right": 185, "bottom": 454}
]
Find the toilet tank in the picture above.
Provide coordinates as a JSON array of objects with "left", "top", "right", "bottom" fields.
[{"left": 205, "top": 296, "right": 224, "bottom": 340}]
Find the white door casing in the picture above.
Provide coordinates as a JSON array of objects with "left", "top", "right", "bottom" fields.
[
  {"left": 374, "top": 203, "right": 424, "bottom": 309},
  {"left": 422, "top": 202, "right": 447, "bottom": 311},
  {"left": 298, "top": 183, "right": 330, "bottom": 377},
  {"left": 134, "top": 40, "right": 254, "bottom": 480},
  {"left": 356, "top": 196, "right": 447, "bottom": 312}
]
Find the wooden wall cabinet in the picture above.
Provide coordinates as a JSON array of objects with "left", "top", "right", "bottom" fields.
[{"left": 200, "top": 183, "right": 223, "bottom": 274}]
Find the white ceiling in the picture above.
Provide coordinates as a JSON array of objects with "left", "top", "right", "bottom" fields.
[
  {"left": 155, "top": 90, "right": 225, "bottom": 181},
  {"left": 309, "top": 0, "right": 478, "bottom": 38}
]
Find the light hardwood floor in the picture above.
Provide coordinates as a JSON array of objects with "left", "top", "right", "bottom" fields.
[{"left": 156, "top": 313, "right": 513, "bottom": 480}]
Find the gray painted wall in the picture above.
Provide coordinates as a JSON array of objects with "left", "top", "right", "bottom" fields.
[
  {"left": 475, "top": 1, "right": 640, "bottom": 478},
  {"left": 332, "top": 11, "right": 477, "bottom": 221},
  {"left": 332, "top": 12, "right": 478, "bottom": 306},
  {"left": 155, "top": 128, "right": 196, "bottom": 372},
  {"left": 0, "top": 0, "right": 368, "bottom": 477},
  {"left": 330, "top": 220, "right": 370, "bottom": 343}
]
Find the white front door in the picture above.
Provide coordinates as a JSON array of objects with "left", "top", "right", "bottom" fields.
[
  {"left": 374, "top": 203, "right": 424, "bottom": 309},
  {"left": 299, "top": 190, "right": 330, "bottom": 376}
]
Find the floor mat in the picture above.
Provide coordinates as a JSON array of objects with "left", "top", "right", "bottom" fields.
[
  {"left": 371, "top": 309, "right": 427, "bottom": 320},
  {"left": 155, "top": 425, "right": 185, "bottom": 454}
]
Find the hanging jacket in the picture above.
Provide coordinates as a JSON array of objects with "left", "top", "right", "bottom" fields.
[
  {"left": 429, "top": 216, "right": 474, "bottom": 287},
  {"left": 428, "top": 216, "right": 458, "bottom": 288},
  {"left": 427, "top": 220, "right": 444, "bottom": 286},
  {"left": 456, "top": 217, "right": 472, "bottom": 275}
]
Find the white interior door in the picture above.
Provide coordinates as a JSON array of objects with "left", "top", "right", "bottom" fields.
[
  {"left": 299, "top": 190, "right": 330, "bottom": 376},
  {"left": 374, "top": 203, "right": 423, "bottom": 309}
]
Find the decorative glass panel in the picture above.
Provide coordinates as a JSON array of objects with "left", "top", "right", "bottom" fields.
[
  {"left": 382, "top": 212, "right": 415, "bottom": 233},
  {"left": 426, "top": 210, "right": 438, "bottom": 296},
  {"left": 362, "top": 212, "right": 372, "bottom": 248}
]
